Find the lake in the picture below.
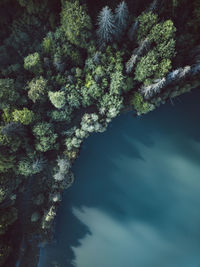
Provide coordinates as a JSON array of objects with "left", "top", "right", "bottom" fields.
[{"left": 38, "top": 89, "right": 200, "bottom": 267}]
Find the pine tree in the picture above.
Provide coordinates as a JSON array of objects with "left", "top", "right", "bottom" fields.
[
  {"left": 126, "top": 54, "right": 138, "bottom": 73},
  {"left": 114, "top": 1, "right": 129, "bottom": 40},
  {"left": 32, "top": 157, "right": 47, "bottom": 174},
  {"left": 140, "top": 77, "right": 166, "bottom": 99},
  {"left": 126, "top": 38, "right": 149, "bottom": 73},
  {"left": 128, "top": 20, "right": 139, "bottom": 41},
  {"left": 97, "top": 6, "right": 116, "bottom": 46},
  {"left": 93, "top": 52, "right": 101, "bottom": 65},
  {"left": 166, "top": 66, "right": 191, "bottom": 83},
  {"left": 61, "top": 0, "right": 92, "bottom": 48}
]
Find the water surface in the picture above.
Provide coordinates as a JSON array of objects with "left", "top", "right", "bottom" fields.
[{"left": 38, "top": 90, "right": 200, "bottom": 267}]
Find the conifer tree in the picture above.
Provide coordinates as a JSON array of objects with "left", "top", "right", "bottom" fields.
[
  {"left": 114, "top": 1, "right": 129, "bottom": 40},
  {"left": 61, "top": 0, "right": 92, "bottom": 48},
  {"left": 128, "top": 20, "right": 139, "bottom": 41},
  {"left": 97, "top": 6, "right": 116, "bottom": 46}
]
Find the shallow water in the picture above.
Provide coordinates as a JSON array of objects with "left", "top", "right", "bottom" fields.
[{"left": 38, "top": 90, "right": 200, "bottom": 267}]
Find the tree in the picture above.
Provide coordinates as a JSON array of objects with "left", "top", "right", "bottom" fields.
[
  {"left": 140, "top": 77, "right": 167, "bottom": 99},
  {"left": 134, "top": 50, "right": 158, "bottom": 84},
  {"left": 128, "top": 20, "right": 138, "bottom": 41},
  {"left": 24, "top": 52, "right": 43, "bottom": 74},
  {"left": 66, "top": 89, "right": 81, "bottom": 109},
  {"left": 109, "top": 69, "right": 125, "bottom": 95},
  {"left": 97, "top": 6, "right": 116, "bottom": 45},
  {"left": 48, "top": 91, "right": 66, "bottom": 109},
  {"left": 33, "top": 122, "right": 57, "bottom": 152},
  {"left": 137, "top": 12, "right": 158, "bottom": 42},
  {"left": 126, "top": 54, "right": 137, "bottom": 73},
  {"left": 12, "top": 108, "right": 34, "bottom": 125},
  {"left": 0, "top": 79, "right": 19, "bottom": 109},
  {"left": 140, "top": 65, "right": 192, "bottom": 100},
  {"left": 0, "top": 153, "right": 16, "bottom": 174},
  {"left": 126, "top": 38, "right": 150, "bottom": 73},
  {"left": 134, "top": 19, "right": 176, "bottom": 85},
  {"left": 57, "top": 157, "right": 71, "bottom": 174},
  {"left": 54, "top": 171, "right": 65, "bottom": 181},
  {"left": 149, "top": 20, "right": 176, "bottom": 44},
  {"left": 131, "top": 92, "right": 154, "bottom": 115},
  {"left": 61, "top": 0, "right": 92, "bottom": 48},
  {"left": 32, "top": 157, "right": 46, "bottom": 173},
  {"left": 53, "top": 54, "right": 65, "bottom": 73},
  {"left": 48, "top": 107, "right": 72, "bottom": 123},
  {"left": 27, "top": 76, "right": 47, "bottom": 103},
  {"left": 114, "top": 1, "right": 129, "bottom": 40},
  {"left": 1, "top": 122, "right": 25, "bottom": 137},
  {"left": 18, "top": 159, "right": 34, "bottom": 176},
  {"left": 98, "top": 93, "right": 123, "bottom": 118}
]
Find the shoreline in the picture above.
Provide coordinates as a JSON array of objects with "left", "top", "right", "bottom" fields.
[{"left": 16, "top": 83, "right": 200, "bottom": 267}]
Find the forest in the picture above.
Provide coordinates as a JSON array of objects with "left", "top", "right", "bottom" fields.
[{"left": 0, "top": 0, "right": 200, "bottom": 266}]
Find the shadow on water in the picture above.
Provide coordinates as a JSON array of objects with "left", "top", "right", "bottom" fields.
[{"left": 38, "top": 89, "right": 200, "bottom": 267}]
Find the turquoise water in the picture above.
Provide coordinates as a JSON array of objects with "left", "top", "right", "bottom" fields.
[{"left": 38, "top": 90, "right": 200, "bottom": 267}]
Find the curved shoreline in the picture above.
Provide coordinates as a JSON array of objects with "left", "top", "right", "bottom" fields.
[{"left": 16, "top": 84, "right": 199, "bottom": 267}]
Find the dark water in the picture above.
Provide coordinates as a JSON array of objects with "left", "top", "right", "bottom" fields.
[{"left": 38, "top": 90, "right": 200, "bottom": 267}]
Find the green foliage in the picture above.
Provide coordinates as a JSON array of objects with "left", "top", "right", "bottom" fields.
[
  {"left": 42, "top": 35, "right": 52, "bottom": 54},
  {"left": 49, "top": 108, "right": 72, "bottom": 123},
  {"left": 110, "top": 69, "right": 126, "bottom": 95},
  {"left": 17, "top": 160, "right": 34, "bottom": 177},
  {"left": 135, "top": 51, "right": 158, "bottom": 83},
  {"left": 1, "top": 109, "right": 13, "bottom": 123},
  {"left": 0, "top": 153, "right": 16, "bottom": 174},
  {"left": 131, "top": 92, "right": 154, "bottom": 115},
  {"left": 48, "top": 91, "right": 66, "bottom": 109},
  {"left": 98, "top": 93, "right": 123, "bottom": 118},
  {"left": 149, "top": 20, "right": 176, "bottom": 44},
  {"left": 24, "top": 52, "right": 43, "bottom": 74},
  {"left": 33, "top": 122, "right": 57, "bottom": 152},
  {"left": 12, "top": 108, "right": 34, "bottom": 125},
  {"left": 0, "top": 79, "right": 19, "bottom": 110},
  {"left": 61, "top": 0, "right": 92, "bottom": 48},
  {"left": 42, "top": 28, "right": 83, "bottom": 67},
  {"left": 17, "top": 157, "right": 45, "bottom": 176},
  {"left": 27, "top": 76, "right": 47, "bottom": 103},
  {"left": 156, "top": 39, "right": 176, "bottom": 59},
  {"left": 135, "top": 19, "right": 176, "bottom": 85},
  {"left": 137, "top": 12, "right": 158, "bottom": 42},
  {"left": 0, "top": 0, "right": 197, "bottom": 259}
]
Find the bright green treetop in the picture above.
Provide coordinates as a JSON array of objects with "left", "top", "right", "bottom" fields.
[
  {"left": 12, "top": 108, "right": 34, "bottom": 125},
  {"left": 27, "top": 76, "right": 47, "bottom": 103},
  {"left": 48, "top": 91, "right": 66, "bottom": 109},
  {"left": 61, "top": 0, "right": 92, "bottom": 48},
  {"left": 24, "top": 52, "right": 43, "bottom": 75}
]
